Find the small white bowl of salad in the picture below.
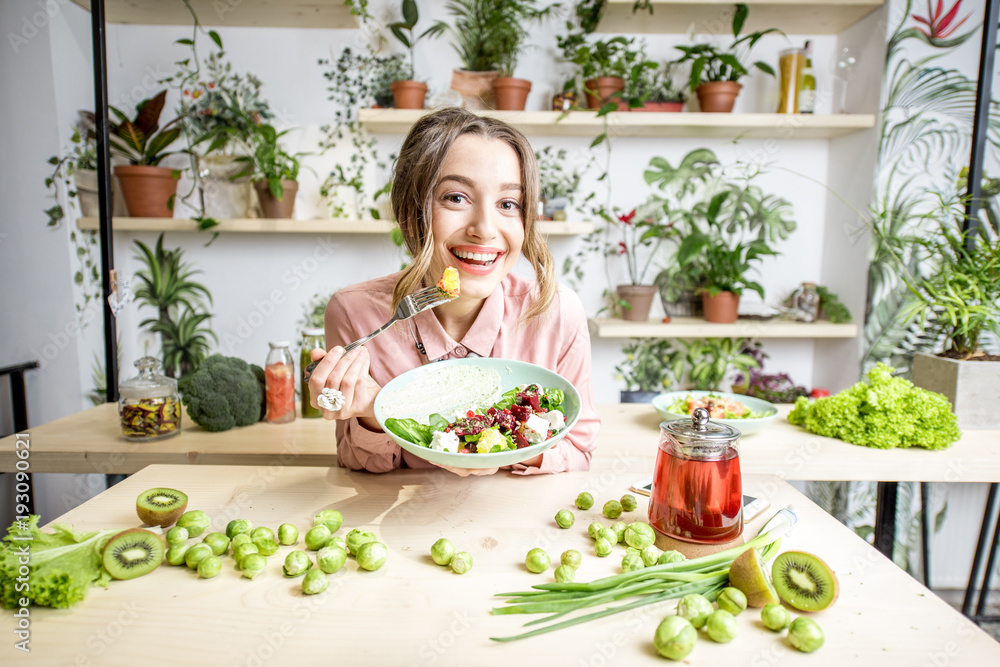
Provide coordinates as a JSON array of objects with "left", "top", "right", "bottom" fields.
[
  {"left": 651, "top": 391, "right": 779, "bottom": 436},
  {"left": 373, "top": 358, "right": 581, "bottom": 469}
]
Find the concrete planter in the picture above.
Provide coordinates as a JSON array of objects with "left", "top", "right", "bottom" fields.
[{"left": 911, "top": 352, "right": 1000, "bottom": 429}]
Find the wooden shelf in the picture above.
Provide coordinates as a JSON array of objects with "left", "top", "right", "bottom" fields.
[
  {"left": 76, "top": 217, "right": 594, "bottom": 236},
  {"left": 359, "top": 109, "right": 876, "bottom": 139},
  {"left": 597, "top": 0, "right": 885, "bottom": 35},
  {"left": 69, "top": 0, "right": 357, "bottom": 29},
  {"left": 589, "top": 316, "right": 859, "bottom": 339}
]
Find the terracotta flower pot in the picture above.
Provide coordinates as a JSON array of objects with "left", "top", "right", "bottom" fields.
[
  {"left": 584, "top": 77, "right": 625, "bottom": 110},
  {"left": 695, "top": 82, "right": 743, "bottom": 113},
  {"left": 450, "top": 69, "right": 500, "bottom": 110},
  {"left": 702, "top": 291, "right": 740, "bottom": 323},
  {"left": 493, "top": 77, "right": 532, "bottom": 111},
  {"left": 390, "top": 80, "right": 428, "bottom": 110},
  {"left": 114, "top": 165, "right": 179, "bottom": 218},
  {"left": 617, "top": 284, "right": 658, "bottom": 322},
  {"left": 255, "top": 179, "right": 298, "bottom": 219}
]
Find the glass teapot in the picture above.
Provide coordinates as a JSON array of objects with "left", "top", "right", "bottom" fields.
[{"left": 648, "top": 408, "right": 743, "bottom": 544}]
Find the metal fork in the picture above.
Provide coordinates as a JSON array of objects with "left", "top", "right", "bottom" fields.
[{"left": 303, "top": 285, "right": 455, "bottom": 379}]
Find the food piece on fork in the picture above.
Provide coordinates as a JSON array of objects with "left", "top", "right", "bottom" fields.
[{"left": 436, "top": 266, "right": 460, "bottom": 299}]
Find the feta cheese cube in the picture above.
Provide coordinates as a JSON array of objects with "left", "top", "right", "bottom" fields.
[
  {"left": 542, "top": 410, "right": 565, "bottom": 431},
  {"left": 430, "top": 430, "right": 460, "bottom": 453},
  {"left": 522, "top": 414, "right": 551, "bottom": 444}
]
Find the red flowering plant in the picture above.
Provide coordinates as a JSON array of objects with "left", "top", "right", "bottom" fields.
[
  {"left": 607, "top": 205, "right": 677, "bottom": 286},
  {"left": 893, "top": 0, "right": 976, "bottom": 49}
]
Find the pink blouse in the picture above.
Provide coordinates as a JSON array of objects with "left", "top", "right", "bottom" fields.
[{"left": 325, "top": 271, "right": 601, "bottom": 474}]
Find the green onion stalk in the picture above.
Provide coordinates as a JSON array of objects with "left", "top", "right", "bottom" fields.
[{"left": 490, "top": 507, "right": 798, "bottom": 642}]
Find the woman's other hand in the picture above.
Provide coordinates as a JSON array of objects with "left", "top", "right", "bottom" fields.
[{"left": 308, "top": 346, "right": 381, "bottom": 427}]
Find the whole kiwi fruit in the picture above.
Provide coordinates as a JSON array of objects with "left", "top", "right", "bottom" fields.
[
  {"left": 102, "top": 528, "right": 165, "bottom": 580},
  {"left": 771, "top": 551, "right": 839, "bottom": 612},
  {"left": 136, "top": 488, "right": 189, "bottom": 527}
]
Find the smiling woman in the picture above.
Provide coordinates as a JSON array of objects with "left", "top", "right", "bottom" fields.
[{"left": 306, "top": 108, "right": 600, "bottom": 476}]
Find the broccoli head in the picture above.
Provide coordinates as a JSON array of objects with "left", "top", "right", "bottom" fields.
[{"left": 178, "top": 354, "right": 265, "bottom": 432}]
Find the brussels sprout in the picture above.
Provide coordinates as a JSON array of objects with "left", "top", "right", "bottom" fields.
[
  {"left": 177, "top": 510, "right": 211, "bottom": 538},
  {"left": 622, "top": 552, "right": 644, "bottom": 573},
  {"left": 716, "top": 587, "right": 748, "bottom": 616},
  {"left": 451, "top": 551, "right": 473, "bottom": 574},
  {"left": 314, "top": 509, "right": 344, "bottom": 533},
  {"left": 304, "top": 525, "right": 332, "bottom": 551},
  {"left": 226, "top": 519, "right": 253, "bottom": 540},
  {"left": 345, "top": 529, "right": 377, "bottom": 555},
  {"left": 640, "top": 545, "right": 662, "bottom": 567},
  {"left": 653, "top": 616, "right": 697, "bottom": 661},
  {"left": 560, "top": 549, "right": 583, "bottom": 570},
  {"left": 277, "top": 523, "right": 299, "bottom": 546},
  {"left": 250, "top": 526, "right": 275, "bottom": 543},
  {"left": 166, "top": 543, "right": 190, "bottom": 566},
  {"left": 624, "top": 522, "right": 656, "bottom": 549},
  {"left": 230, "top": 533, "right": 252, "bottom": 552},
  {"left": 355, "top": 541, "right": 388, "bottom": 571},
  {"left": 761, "top": 603, "right": 791, "bottom": 631},
  {"left": 203, "top": 532, "right": 230, "bottom": 556},
  {"left": 554, "top": 565, "right": 575, "bottom": 583},
  {"left": 658, "top": 550, "right": 686, "bottom": 565},
  {"left": 788, "top": 617, "right": 824, "bottom": 653},
  {"left": 555, "top": 509, "right": 575, "bottom": 529},
  {"left": 525, "top": 548, "right": 551, "bottom": 573},
  {"left": 327, "top": 535, "right": 347, "bottom": 552},
  {"left": 598, "top": 527, "right": 618, "bottom": 545},
  {"left": 587, "top": 521, "right": 605, "bottom": 540},
  {"left": 197, "top": 555, "right": 222, "bottom": 579},
  {"left": 166, "top": 526, "right": 189, "bottom": 545},
  {"left": 283, "top": 550, "right": 313, "bottom": 577},
  {"left": 706, "top": 609, "right": 738, "bottom": 643},
  {"left": 317, "top": 546, "right": 347, "bottom": 574},
  {"left": 610, "top": 521, "right": 628, "bottom": 543},
  {"left": 233, "top": 542, "right": 260, "bottom": 566},
  {"left": 594, "top": 538, "right": 613, "bottom": 558},
  {"left": 431, "top": 538, "right": 456, "bottom": 566},
  {"left": 240, "top": 553, "right": 267, "bottom": 580},
  {"left": 301, "top": 568, "right": 329, "bottom": 595},
  {"left": 602, "top": 500, "right": 623, "bottom": 519},
  {"left": 575, "top": 492, "right": 594, "bottom": 510},
  {"left": 624, "top": 546, "right": 640, "bottom": 559},
  {"left": 184, "top": 543, "right": 213, "bottom": 570},
  {"left": 620, "top": 494, "right": 638, "bottom": 512},
  {"left": 254, "top": 537, "right": 280, "bottom": 557},
  {"left": 676, "top": 594, "right": 714, "bottom": 629}
]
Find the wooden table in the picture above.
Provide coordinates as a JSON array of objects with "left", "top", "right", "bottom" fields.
[
  {"left": 3, "top": 403, "right": 999, "bottom": 482},
  {"left": 3, "top": 461, "right": 999, "bottom": 665}
]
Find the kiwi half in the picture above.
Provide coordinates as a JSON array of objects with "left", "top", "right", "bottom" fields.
[
  {"left": 136, "top": 487, "right": 189, "bottom": 527},
  {"left": 771, "top": 551, "right": 839, "bottom": 612},
  {"left": 728, "top": 547, "right": 780, "bottom": 607},
  {"left": 102, "top": 528, "right": 165, "bottom": 580}
]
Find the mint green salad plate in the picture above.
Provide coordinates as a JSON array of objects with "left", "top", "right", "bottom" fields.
[
  {"left": 373, "top": 358, "right": 582, "bottom": 469},
  {"left": 651, "top": 391, "right": 778, "bottom": 437}
]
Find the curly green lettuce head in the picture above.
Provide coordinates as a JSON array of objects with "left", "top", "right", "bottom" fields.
[{"left": 787, "top": 363, "right": 960, "bottom": 450}]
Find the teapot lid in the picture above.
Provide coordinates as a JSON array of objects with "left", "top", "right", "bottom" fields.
[{"left": 661, "top": 407, "right": 741, "bottom": 443}]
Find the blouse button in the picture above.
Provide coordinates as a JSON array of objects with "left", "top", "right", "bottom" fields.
[{"left": 454, "top": 346, "right": 467, "bottom": 358}]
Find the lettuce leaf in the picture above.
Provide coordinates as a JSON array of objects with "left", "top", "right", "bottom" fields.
[{"left": 1, "top": 515, "right": 120, "bottom": 609}]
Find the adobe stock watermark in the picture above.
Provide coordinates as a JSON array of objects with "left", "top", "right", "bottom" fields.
[
  {"left": 406, "top": 610, "right": 474, "bottom": 666},
  {"left": 28, "top": 302, "right": 100, "bottom": 371},
  {"left": 7, "top": 0, "right": 70, "bottom": 54},
  {"left": 11, "top": 433, "right": 32, "bottom": 653}
]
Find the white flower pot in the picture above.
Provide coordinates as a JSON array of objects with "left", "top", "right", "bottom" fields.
[{"left": 911, "top": 351, "right": 1000, "bottom": 429}]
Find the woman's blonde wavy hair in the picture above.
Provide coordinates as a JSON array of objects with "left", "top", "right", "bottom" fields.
[{"left": 390, "top": 107, "right": 555, "bottom": 324}]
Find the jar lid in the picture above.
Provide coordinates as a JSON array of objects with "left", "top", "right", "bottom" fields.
[
  {"left": 301, "top": 328, "right": 325, "bottom": 337},
  {"left": 119, "top": 356, "right": 177, "bottom": 400},
  {"left": 661, "top": 407, "right": 741, "bottom": 444},
  {"left": 269, "top": 340, "right": 291, "bottom": 348}
]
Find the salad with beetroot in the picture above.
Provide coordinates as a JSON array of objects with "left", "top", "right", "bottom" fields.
[{"left": 384, "top": 384, "right": 567, "bottom": 454}]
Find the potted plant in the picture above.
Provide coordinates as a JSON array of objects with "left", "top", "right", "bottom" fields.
[
  {"left": 644, "top": 149, "right": 795, "bottom": 323},
  {"left": 387, "top": 0, "right": 443, "bottom": 109},
  {"left": 432, "top": 0, "right": 553, "bottom": 110},
  {"left": 535, "top": 146, "right": 591, "bottom": 220},
  {"left": 240, "top": 123, "right": 305, "bottom": 219},
  {"left": 565, "top": 36, "right": 641, "bottom": 110},
  {"left": 109, "top": 91, "right": 183, "bottom": 218},
  {"left": 674, "top": 4, "right": 779, "bottom": 112},
  {"left": 615, "top": 339, "right": 684, "bottom": 402},
  {"left": 370, "top": 54, "right": 413, "bottom": 108},
  {"left": 164, "top": 26, "right": 273, "bottom": 219},
  {"left": 609, "top": 206, "right": 678, "bottom": 321},
  {"left": 903, "top": 215, "right": 1000, "bottom": 428},
  {"left": 680, "top": 338, "right": 761, "bottom": 390},
  {"left": 625, "top": 60, "right": 687, "bottom": 112}
]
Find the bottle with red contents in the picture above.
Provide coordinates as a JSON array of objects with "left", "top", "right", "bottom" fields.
[
  {"left": 649, "top": 408, "right": 743, "bottom": 544},
  {"left": 265, "top": 340, "right": 296, "bottom": 424}
]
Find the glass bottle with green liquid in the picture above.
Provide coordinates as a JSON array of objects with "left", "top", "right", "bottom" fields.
[{"left": 300, "top": 328, "right": 325, "bottom": 418}]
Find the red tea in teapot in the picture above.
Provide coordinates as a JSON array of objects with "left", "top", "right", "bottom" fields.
[{"left": 648, "top": 445, "right": 742, "bottom": 543}]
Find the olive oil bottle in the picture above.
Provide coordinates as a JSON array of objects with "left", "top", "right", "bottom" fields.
[{"left": 799, "top": 40, "right": 816, "bottom": 114}]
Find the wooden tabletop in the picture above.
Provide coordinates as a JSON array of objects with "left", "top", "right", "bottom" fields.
[
  {"left": 2, "top": 461, "right": 997, "bottom": 665},
  {"left": 3, "top": 402, "right": 999, "bottom": 483}
]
